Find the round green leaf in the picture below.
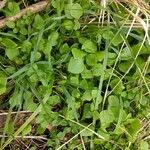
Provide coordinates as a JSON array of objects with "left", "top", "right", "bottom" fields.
[
  {"left": 108, "top": 52, "right": 117, "bottom": 59},
  {"left": 8, "top": 2, "right": 20, "bottom": 15},
  {"left": 59, "top": 43, "right": 69, "bottom": 54},
  {"left": 6, "top": 21, "right": 15, "bottom": 28},
  {"left": 110, "top": 78, "right": 125, "bottom": 95},
  {"left": 68, "top": 57, "right": 84, "bottom": 74},
  {"left": 82, "top": 39, "right": 97, "bottom": 53},
  {"left": 99, "top": 110, "right": 114, "bottom": 127},
  {"left": 118, "top": 61, "right": 131, "bottom": 73},
  {"left": 139, "top": 141, "right": 149, "bottom": 150},
  {"left": 81, "top": 68, "right": 93, "bottom": 79},
  {"left": 5, "top": 48, "right": 19, "bottom": 60},
  {"left": 86, "top": 54, "right": 98, "bottom": 66},
  {"left": 33, "top": 14, "right": 44, "bottom": 30},
  {"left": 62, "top": 20, "right": 74, "bottom": 30},
  {"left": 103, "top": 30, "right": 114, "bottom": 40},
  {"left": 108, "top": 95, "right": 120, "bottom": 107},
  {"left": 65, "top": 4, "right": 73, "bottom": 19},
  {"left": 22, "top": 41, "right": 32, "bottom": 53},
  {"left": 71, "top": 48, "right": 86, "bottom": 59},
  {"left": 92, "top": 63, "right": 103, "bottom": 76},
  {"left": 2, "top": 38, "right": 17, "bottom": 48},
  {"left": 96, "top": 51, "right": 104, "bottom": 62},
  {"left": 70, "top": 3, "right": 83, "bottom": 19}
]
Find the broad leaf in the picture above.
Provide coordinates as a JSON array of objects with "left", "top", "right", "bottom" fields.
[
  {"left": 74, "top": 19, "right": 81, "bottom": 30},
  {"left": 82, "top": 103, "right": 92, "bottom": 119},
  {"left": 33, "top": 14, "right": 44, "bottom": 29},
  {"left": 5, "top": 48, "right": 19, "bottom": 60},
  {"left": 7, "top": 2, "right": 20, "bottom": 16},
  {"left": 82, "top": 90, "right": 92, "bottom": 101},
  {"left": 108, "top": 95, "right": 120, "bottom": 108},
  {"left": 96, "top": 51, "right": 104, "bottom": 62},
  {"left": 23, "top": 90, "right": 37, "bottom": 111},
  {"left": 108, "top": 95, "right": 120, "bottom": 119},
  {"left": 118, "top": 61, "right": 131, "bottom": 73},
  {"left": 59, "top": 43, "right": 70, "bottom": 54},
  {"left": 68, "top": 57, "right": 84, "bottom": 74},
  {"left": 120, "top": 47, "right": 132, "bottom": 60},
  {"left": 132, "top": 43, "right": 150, "bottom": 55},
  {"left": 139, "top": 141, "right": 149, "bottom": 150},
  {"left": 2, "top": 38, "right": 17, "bottom": 48},
  {"left": 82, "top": 39, "right": 97, "bottom": 53},
  {"left": 47, "top": 95, "right": 60, "bottom": 106},
  {"left": 71, "top": 48, "right": 86, "bottom": 59},
  {"left": 103, "top": 31, "right": 114, "bottom": 40},
  {"left": 62, "top": 20, "right": 74, "bottom": 30},
  {"left": 48, "top": 31, "right": 59, "bottom": 46},
  {"left": 99, "top": 110, "right": 114, "bottom": 127},
  {"left": 110, "top": 78, "right": 124, "bottom": 95},
  {"left": 70, "top": 76, "right": 79, "bottom": 86},
  {"left": 21, "top": 41, "right": 32, "bottom": 53},
  {"left": 92, "top": 63, "right": 103, "bottom": 76},
  {"left": 65, "top": 4, "right": 73, "bottom": 19},
  {"left": 81, "top": 68, "right": 93, "bottom": 79},
  {"left": 125, "top": 119, "right": 141, "bottom": 142},
  {"left": 6, "top": 21, "right": 15, "bottom": 28},
  {"left": 86, "top": 54, "right": 98, "bottom": 66},
  {"left": 81, "top": 127, "right": 93, "bottom": 136},
  {"left": 70, "top": 3, "right": 83, "bottom": 19}
]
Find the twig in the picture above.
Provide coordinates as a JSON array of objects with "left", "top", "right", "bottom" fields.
[
  {"left": 0, "top": 0, "right": 49, "bottom": 28},
  {"left": 0, "top": 0, "right": 6, "bottom": 9},
  {"left": 143, "top": 135, "right": 150, "bottom": 140}
]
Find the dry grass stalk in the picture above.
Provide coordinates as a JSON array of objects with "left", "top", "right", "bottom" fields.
[{"left": 115, "top": 0, "right": 150, "bottom": 14}]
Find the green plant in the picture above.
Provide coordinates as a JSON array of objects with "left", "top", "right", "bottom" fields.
[{"left": 0, "top": 0, "right": 150, "bottom": 149}]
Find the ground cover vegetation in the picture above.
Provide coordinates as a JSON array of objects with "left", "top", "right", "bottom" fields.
[{"left": 0, "top": 0, "right": 150, "bottom": 149}]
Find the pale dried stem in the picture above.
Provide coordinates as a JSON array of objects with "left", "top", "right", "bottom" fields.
[
  {"left": 0, "top": 111, "right": 31, "bottom": 116},
  {"left": 0, "top": 135, "right": 48, "bottom": 140}
]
